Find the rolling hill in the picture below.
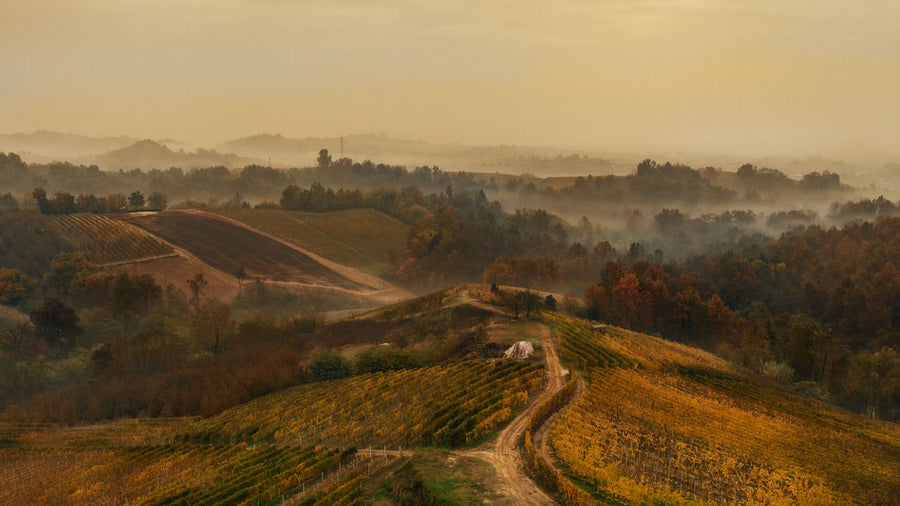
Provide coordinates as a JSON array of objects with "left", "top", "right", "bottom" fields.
[
  {"left": 1, "top": 288, "right": 896, "bottom": 505},
  {"left": 0, "top": 208, "right": 409, "bottom": 308},
  {"left": 91, "top": 140, "right": 258, "bottom": 171},
  {"left": 115, "top": 210, "right": 409, "bottom": 305},
  {"left": 48, "top": 213, "right": 174, "bottom": 264},
  {"left": 213, "top": 208, "right": 408, "bottom": 276},
  {"left": 542, "top": 314, "right": 900, "bottom": 505}
]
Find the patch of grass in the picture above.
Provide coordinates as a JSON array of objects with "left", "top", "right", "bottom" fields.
[{"left": 387, "top": 448, "right": 511, "bottom": 505}]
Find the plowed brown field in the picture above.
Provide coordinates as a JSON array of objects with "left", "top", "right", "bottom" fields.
[{"left": 117, "top": 211, "right": 366, "bottom": 290}]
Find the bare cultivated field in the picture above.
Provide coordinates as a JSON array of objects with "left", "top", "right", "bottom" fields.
[
  {"left": 214, "top": 208, "right": 407, "bottom": 275},
  {"left": 118, "top": 211, "right": 366, "bottom": 290}
]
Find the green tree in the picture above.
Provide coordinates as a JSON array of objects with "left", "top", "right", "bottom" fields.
[
  {"left": 109, "top": 273, "right": 162, "bottom": 314},
  {"left": 317, "top": 148, "right": 332, "bottom": 169},
  {"left": 843, "top": 347, "right": 900, "bottom": 419},
  {"left": 784, "top": 314, "right": 833, "bottom": 381},
  {"left": 128, "top": 190, "right": 145, "bottom": 209},
  {"left": 311, "top": 350, "right": 352, "bottom": 381},
  {"left": 29, "top": 296, "right": 81, "bottom": 348},
  {"left": 147, "top": 191, "right": 168, "bottom": 210}
]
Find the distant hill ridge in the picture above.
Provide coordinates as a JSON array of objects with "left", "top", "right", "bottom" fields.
[{"left": 93, "top": 139, "right": 260, "bottom": 170}]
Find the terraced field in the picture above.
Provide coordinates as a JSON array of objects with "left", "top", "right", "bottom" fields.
[
  {"left": 186, "top": 359, "right": 544, "bottom": 448},
  {"left": 0, "top": 427, "right": 389, "bottom": 506},
  {"left": 542, "top": 315, "right": 900, "bottom": 505},
  {"left": 214, "top": 208, "right": 407, "bottom": 275},
  {"left": 0, "top": 356, "right": 544, "bottom": 505},
  {"left": 48, "top": 213, "right": 173, "bottom": 264}
]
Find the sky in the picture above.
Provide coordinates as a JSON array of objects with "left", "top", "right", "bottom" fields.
[{"left": 2, "top": 0, "right": 899, "bottom": 162}]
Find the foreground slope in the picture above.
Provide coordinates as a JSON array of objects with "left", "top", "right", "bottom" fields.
[
  {"left": 543, "top": 315, "right": 900, "bottom": 505},
  {"left": 2, "top": 288, "right": 897, "bottom": 505},
  {"left": 0, "top": 292, "right": 546, "bottom": 505},
  {"left": 0, "top": 358, "right": 543, "bottom": 505}
]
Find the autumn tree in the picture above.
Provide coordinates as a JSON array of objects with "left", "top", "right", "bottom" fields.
[
  {"left": 522, "top": 290, "right": 543, "bottom": 317},
  {"left": 190, "top": 298, "right": 232, "bottom": 353},
  {"left": 234, "top": 265, "right": 247, "bottom": 293},
  {"left": 187, "top": 273, "right": 208, "bottom": 306},
  {"left": 0, "top": 268, "right": 36, "bottom": 305},
  {"left": 109, "top": 273, "right": 162, "bottom": 314},
  {"left": 43, "top": 251, "right": 96, "bottom": 297}
]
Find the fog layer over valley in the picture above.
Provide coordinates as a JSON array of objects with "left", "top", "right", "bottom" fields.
[{"left": 2, "top": 1, "right": 900, "bottom": 503}]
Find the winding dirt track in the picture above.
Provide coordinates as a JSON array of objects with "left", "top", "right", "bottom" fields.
[{"left": 459, "top": 301, "right": 567, "bottom": 505}]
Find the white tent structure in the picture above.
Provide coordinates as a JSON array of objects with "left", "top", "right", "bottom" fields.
[{"left": 504, "top": 340, "right": 534, "bottom": 360}]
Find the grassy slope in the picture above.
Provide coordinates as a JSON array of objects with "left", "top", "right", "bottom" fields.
[
  {"left": 214, "top": 208, "right": 408, "bottom": 276},
  {"left": 546, "top": 314, "right": 900, "bottom": 505},
  {"left": 387, "top": 448, "right": 511, "bottom": 505}
]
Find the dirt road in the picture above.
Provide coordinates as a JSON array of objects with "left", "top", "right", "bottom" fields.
[{"left": 458, "top": 311, "right": 565, "bottom": 505}]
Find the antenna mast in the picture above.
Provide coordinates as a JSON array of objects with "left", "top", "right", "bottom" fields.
[{"left": 340, "top": 136, "right": 344, "bottom": 157}]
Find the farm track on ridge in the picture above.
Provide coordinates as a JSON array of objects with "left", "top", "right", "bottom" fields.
[{"left": 458, "top": 300, "right": 568, "bottom": 505}]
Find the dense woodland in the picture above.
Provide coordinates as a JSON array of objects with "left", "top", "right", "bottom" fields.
[{"left": 1, "top": 149, "right": 899, "bottom": 424}]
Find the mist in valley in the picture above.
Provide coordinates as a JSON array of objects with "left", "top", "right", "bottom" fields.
[{"left": 3, "top": 2, "right": 900, "bottom": 504}]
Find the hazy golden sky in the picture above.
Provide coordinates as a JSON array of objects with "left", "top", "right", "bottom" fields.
[{"left": 3, "top": 0, "right": 899, "bottom": 160}]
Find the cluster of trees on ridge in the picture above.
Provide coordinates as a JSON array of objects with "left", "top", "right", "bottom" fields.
[
  {"left": 0, "top": 149, "right": 481, "bottom": 209},
  {"left": 2, "top": 149, "right": 856, "bottom": 216},
  {"left": 482, "top": 218, "right": 900, "bottom": 419}
]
